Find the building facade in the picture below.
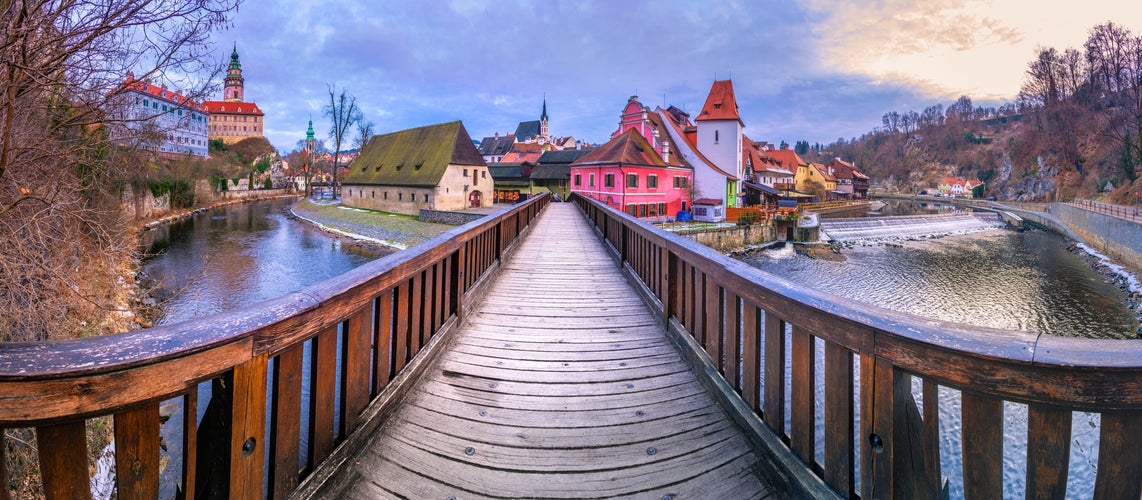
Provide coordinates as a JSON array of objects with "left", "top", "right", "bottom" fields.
[
  {"left": 115, "top": 73, "right": 209, "bottom": 158},
  {"left": 342, "top": 121, "right": 492, "bottom": 215},
  {"left": 202, "top": 45, "right": 265, "bottom": 144},
  {"left": 570, "top": 128, "right": 692, "bottom": 221}
]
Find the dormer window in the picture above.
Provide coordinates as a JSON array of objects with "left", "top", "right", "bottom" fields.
[
  {"left": 374, "top": 165, "right": 382, "bottom": 172},
  {"left": 414, "top": 161, "right": 423, "bottom": 171},
  {"left": 396, "top": 163, "right": 403, "bottom": 171}
]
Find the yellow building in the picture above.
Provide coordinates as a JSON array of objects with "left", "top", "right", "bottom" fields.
[
  {"left": 795, "top": 162, "right": 837, "bottom": 197},
  {"left": 202, "top": 45, "right": 265, "bottom": 144}
]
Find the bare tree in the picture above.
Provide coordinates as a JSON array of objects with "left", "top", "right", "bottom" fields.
[
  {"left": 323, "top": 85, "right": 361, "bottom": 199},
  {"left": 354, "top": 120, "right": 375, "bottom": 151}
]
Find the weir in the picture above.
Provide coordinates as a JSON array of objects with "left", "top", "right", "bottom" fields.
[
  {"left": 819, "top": 212, "right": 1005, "bottom": 243},
  {"left": 0, "top": 194, "right": 1139, "bottom": 499}
]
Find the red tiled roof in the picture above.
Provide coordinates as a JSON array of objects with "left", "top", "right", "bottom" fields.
[
  {"left": 202, "top": 100, "right": 264, "bottom": 115},
  {"left": 120, "top": 77, "right": 199, "bottom": 108},
  {"left": 655, "top": 108, "right": 737, "bottom": 178},
  {"left": 570, "top": 128, "right": 668, "bottom": 168},
  {"left": 811, "top": 163, "right": 837, "bottom": 182},
  {"left": 501, "top": 142, "right": 544, "bottom": 163},
  {"left": 767, "top": 148, "right": 806, "bottom": 172},
  {"left": 696, "top": 80, "right": 742, "bottom": 124}
]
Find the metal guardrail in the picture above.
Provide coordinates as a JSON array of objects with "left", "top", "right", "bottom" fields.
[{"left": 1070, "top": 199, "right": 1142, "bottom": 223}]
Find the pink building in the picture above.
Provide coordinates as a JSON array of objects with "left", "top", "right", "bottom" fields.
[{"left": 570, "top": 128, "right": 692, "bottom": 220}]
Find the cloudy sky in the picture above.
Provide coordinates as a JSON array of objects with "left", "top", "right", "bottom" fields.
[{"left": 206, "top": 0, "right": 1142, "bottom": 152}]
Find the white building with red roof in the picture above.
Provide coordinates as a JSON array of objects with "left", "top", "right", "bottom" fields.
[
  {"left": 115, "top": 73, "right": 209, "bottom": 158},
  {"left": 694, "top": 80, "right": 745, "bottom": 207}
]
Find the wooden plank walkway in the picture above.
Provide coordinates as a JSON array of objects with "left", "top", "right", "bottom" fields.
[{"left": 314, "top": 203, "right": 775, "bottom": 499}]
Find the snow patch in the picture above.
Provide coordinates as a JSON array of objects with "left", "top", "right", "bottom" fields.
[
  {"left": 1076, "top": 243, "right": 1142, "bottom": 295},
  {"left": 290, "top": 209, "right": 409, "bottom": 250}
]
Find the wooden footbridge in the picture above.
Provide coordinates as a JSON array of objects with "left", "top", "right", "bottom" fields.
[{"left": 1, "top": 195, "right": 1140, "bottom": 499}]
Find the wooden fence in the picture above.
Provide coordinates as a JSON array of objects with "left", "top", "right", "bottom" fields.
[
  {"left": 572, "top": 193, "right": 1141, "bottom": 499},
  {"left": 0, "top": 195, "right": 550, "bottom": 499}
]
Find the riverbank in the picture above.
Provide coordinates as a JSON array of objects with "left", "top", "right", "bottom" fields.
[
  {"left": 1066, "top": 242, "right": 1142, "bottom": 335},
  {"left": 288, "top": 199, "right": 453, "bottom": 251}
]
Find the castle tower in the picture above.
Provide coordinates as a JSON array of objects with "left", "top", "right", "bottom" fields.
[{"left": 224, "top": 43, "right": 245, "bottom": 102}]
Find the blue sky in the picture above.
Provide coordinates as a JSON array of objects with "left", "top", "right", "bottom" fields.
[{"left": 207, "top": 0, "right": 1142, "bottom": 152}]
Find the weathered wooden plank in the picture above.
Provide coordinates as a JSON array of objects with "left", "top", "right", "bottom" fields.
[
  {"left": 433, "top": 260, "right": 444, "bottom": 333},
  {"left": 366, "top": 425, "right": 755, "bottom": 497},
  {"left": 410, "top": 271, "right": 424, "bottom": 356},
  {"left": 113, "top": 403, "right": 160, "bottom": 500},
  {"left": 373, "top": 290, "right": 394, "bottom": 394},
  {"left": 36, "top": 420, "right": 91, "bottom": 500},
  {"left": 790, "top": 326, "right": 815, "bottom": 464},
  {"left": 270, "top": 344, "right": 303, "bottom": 499},
  {"left": 823, "top": 342, "right": 854, "bottom": 497},
  {"left": 181, "top": 390, "right": 197, "bottom": 500},
  {"left": 440, "top": 349, "right": 680, "bottom": 374},
  {"left": 228, "top": 353, "right": 267, "bottom": 499},
  {"left": 922, "top": 379, "right": 942, "bottom": 499},
  {"left": 703, "top": 277, "right": 722, "bottom": 363},
  {"left": 341, "top": 306, "right": 373, "bottom": 434},
  {"left": 742, "top": 301, "right": 760, "bottom": 412},
  {"left": 422, "top": 265, "right": 435, "bottom": 345},
  {"left": 860, "top": 355, "right": 893, "bottom": 500},
  {"left": 892, "top": 372, "right": 927, "bottom": 499},
  {"left": 308, "top": 325, "right": 338, "bottom": 468},
  {"left": 1025, "top": 404, "right": 1071, "bottom": 500},
  {"left": 0, "top": 429, "right": 8, "bottom": 500},
  {"left": 427, "top": 378, "right": 707, "bottom": 413},
  {"left": 0, "top": 339, "right": 250, "bottom": 426},
  {"left": 724, "top": 292, "right": 741, "bottom": 388},
  {"left": 393, "top": 281, "right": 410, "bottom": 373},
  {"left": 961, "top": 392, "right": 1003, "bottom": 500},
  {"left": 763, "top": 312, "right": 785, "bottom": 434},
  {"left": 1092, "top": 411, "right": 1142, "bottom": 500},
  {"left": 441, "top": 255, "right": 452, "bottom": 323},
  {"left": 389, "top": 415, "right": 746, "bottom": 472},
  {"left": 449, "top": 341, "right": 675, "bottom": 362}
]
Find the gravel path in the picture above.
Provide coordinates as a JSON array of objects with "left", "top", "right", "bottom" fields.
[{"left": 290, "top": 199, "right": 453, "bottom": 250}]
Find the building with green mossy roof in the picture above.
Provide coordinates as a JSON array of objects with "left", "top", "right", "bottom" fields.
[{"left": 342, "top": 121, "right": 492, "bottom": 215}]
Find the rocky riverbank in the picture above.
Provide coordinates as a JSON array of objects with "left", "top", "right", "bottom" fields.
[{"left": 1066, "top": 242, "right": 1142, "bottom": 336}]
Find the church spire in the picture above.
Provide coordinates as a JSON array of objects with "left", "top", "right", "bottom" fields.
[
  {"left": 539, "top": 95, "right": 549, "bottom": 143},
  {"left": 306, "top": 118, "right": 315, "bottom": 141}
]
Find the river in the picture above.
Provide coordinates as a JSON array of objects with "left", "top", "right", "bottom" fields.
[
  {"left": 737, "top": 199, "right": 1138, "bottom": 498},
  {"left": 137, "top": 198, "right": 385, "bottom": 499}
]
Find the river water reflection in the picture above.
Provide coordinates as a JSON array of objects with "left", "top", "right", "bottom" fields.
[
  {"left": 737, "top": 199, "right": 1137, "bottom": 497},
  {"left": 139, "top": 198, "right": 384, "bottom": 498}
]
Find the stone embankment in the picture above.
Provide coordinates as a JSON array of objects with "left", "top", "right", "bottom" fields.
[{"left": 1065, "top": 242, "right": 1142, "bottom": 336}]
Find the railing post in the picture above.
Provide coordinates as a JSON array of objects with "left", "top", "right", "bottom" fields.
[
  {"left": 36, "top": 421, "right": 91, "bottom": 500},
  {"left": 228, "top": 353, "right": 268, "bottom": 498},
  {"left": 114, "top": 403, "right": 161, "bottom": 499}
]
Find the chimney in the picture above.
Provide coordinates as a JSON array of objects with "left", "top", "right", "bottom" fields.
[{"left": 663, "top": 139, "right": 671, "bottom": 164}]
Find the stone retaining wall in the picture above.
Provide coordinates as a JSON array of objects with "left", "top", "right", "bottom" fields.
[
  {"left": 678, "top": 224, "right": 777, "bottom": 253},
  {"left": 1049, "top": 203, "right": 1142, "bottom": 273},
  {"left": 419, "top": 209, "right": 489, "bottom": 226}
]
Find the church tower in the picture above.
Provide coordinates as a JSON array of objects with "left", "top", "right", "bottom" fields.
[
  {"left": 539, "top": 97, "right": 549, "bottom": 144},
  {"left": 224, "top": 43, "right": 245, "bottom": 102}
]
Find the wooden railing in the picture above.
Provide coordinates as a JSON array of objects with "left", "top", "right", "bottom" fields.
[
  {"left": 0, "top": 194, "right": 550, "bottom": 499},
  {"left": 572, "top": 193, "right": 1142, "bottom": 499}
]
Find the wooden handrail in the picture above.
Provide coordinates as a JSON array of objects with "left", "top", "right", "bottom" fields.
[
  {"left": 571, "top": 193, "right": 1142, "bottom": 499},
  {"left": 0, "top": 194, "right": 550, "bottom": 499}
]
